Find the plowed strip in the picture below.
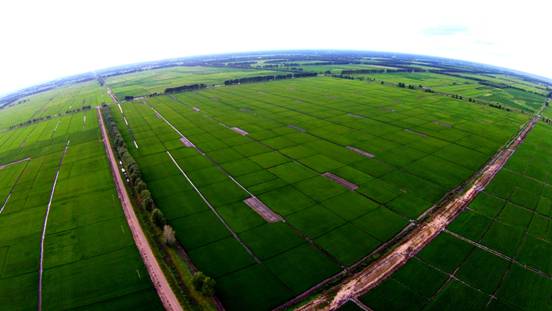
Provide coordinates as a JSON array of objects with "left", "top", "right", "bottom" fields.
[{"left": 244, "top": 196, "right": 283, "bottom": 223}]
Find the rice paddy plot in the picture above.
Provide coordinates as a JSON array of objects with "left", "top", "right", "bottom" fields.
[
  {"left": 111, "top": 76, "right": 528, "bottom": 310},
  {"left": 359, "top": 122, "right": 552, "bottom": 311}
]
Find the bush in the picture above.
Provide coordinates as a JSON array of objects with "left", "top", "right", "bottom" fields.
[
  {"left": 142, "top": 196, "right": 154, "bottom": 211},
  {"left": 150, "top": 208, "right": 166, "bottom": 228},
  {"left": 192, "top": 272, "right": 216, "bottom": 296},
  {"left": 134, "top": 179, "right": 147, "bottom": 193},
  {"left": 162, "top": 225, "right": 176, "bottom": 246}
]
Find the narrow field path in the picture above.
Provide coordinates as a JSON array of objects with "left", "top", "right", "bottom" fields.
[
  {"left": 0, "top": 156, "right": 30, "bottom": 170},
  {"left": 444, "top": 230, "right": 552, "bottom": 280},
  {"left": 295, "top": 114, "right": 540, "bottom": 310},
  {"left": 0, "top": 159, "right": 30, "bottom": 215},
  {"left": 38, "top": 140, "right": 70, "bottom": 311},
  {"left": 149, "top": 104, "right": 253, "bottom": 195},
  {"left": 166, "top": 150, "right": 261, "bottom": 263},
  {"left": 97, "top": 107, "right": 183, "bottom": 311}
]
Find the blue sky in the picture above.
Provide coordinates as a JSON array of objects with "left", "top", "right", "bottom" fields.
[{"left": 0, "top": 0, "right": 550, "bottom": 95}]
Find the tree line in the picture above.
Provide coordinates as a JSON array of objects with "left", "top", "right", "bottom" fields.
[
  {"left": 224, "top": 72, "right": 317, "bottom": 85},
  {"left": 164, "top": 83, "right": 207, "bottom": 94},
  {"left": 101, "top": 106, "right": 216, "bottom": 297}
]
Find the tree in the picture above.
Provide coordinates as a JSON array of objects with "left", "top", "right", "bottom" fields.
[
  {"left": 192, "top": 272, "right": 216, "bottom": 296},
  {"left": 140, "top": 190, "right": 153, "bottom": 211},
  {"left": 150, "top": 208, "right": 166, "bottom": 228},
  {"left": 162, "top": 225, "right": 176, "bottom": 246},
  {"left": 142, "top": 196, "right": 154, "bottom": 211},
  {"left": 134, "top": 179, "right": 147, "bottom": 194}
]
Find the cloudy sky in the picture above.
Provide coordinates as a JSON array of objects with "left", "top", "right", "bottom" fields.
[{"left": 0, "top": 0, "right": 550, "bottom": 95}]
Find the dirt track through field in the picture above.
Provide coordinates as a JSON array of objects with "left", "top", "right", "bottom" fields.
[
  {"left": 0, "top": 159, "right": 30, "bottom": 215},
  {"left": 38, "top": 140, "right": 70, "bottom": 311},
  {"left": 0, "top": 157, "right": 31, "bottom": 170},
  {"left": 295, "top": 114, "right": 540, "bottom": 310},
  {"left": 97, "top": 107, "right": 183, "bottom": 311}
]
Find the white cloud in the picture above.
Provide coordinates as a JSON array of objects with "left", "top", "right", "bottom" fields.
[{"left": 0, "top": 0, "right": 551, "bottom": 94}]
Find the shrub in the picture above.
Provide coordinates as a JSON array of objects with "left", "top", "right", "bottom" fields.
[
  {"left": 162, "top": 225, "right": 176, "bottom": 246},
  {"left": 150, "top": 208, "right": 166, "bottom": 228},
  {"left": 192, "top": 272, "right": 216, "bottom": 296},
  {"left": 134, "top": 179, "right": 147, "bottom": 193},
  {"left": 142, "top": 196, "right": 154, "bottom": 211}
]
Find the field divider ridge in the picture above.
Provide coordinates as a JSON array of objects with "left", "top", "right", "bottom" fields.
[
  {"left": 37, "top": 139, "right": 70, "bottom": 311},
  {"left": 166, "top": 150, "right": 261, "bottom": 263},
  {"left": 0, "top": 158, "right": 30, "bottom": 215}
]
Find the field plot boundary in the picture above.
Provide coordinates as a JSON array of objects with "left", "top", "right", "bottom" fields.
[
  {"left": 0, "top": 159, "right": 30, "bottom": 215},
  {"left": 166, "top": 150, "right": 261, "bottom": 263},
  {"left": 148, "top": 104, "right": 256, "bottom": 197},
  {"left": 38, "top": 140, "right": 70, "bottom": 311},
  {"left": 0, "top": 156, "right": 30, "bottom": 170},
  {"left": 445, "top": 230, "right": 552, "bottom": 280},
  {"left": 97, "top": 107, "right": 183, "bottom": 311},
  {"left": 293, "top": 114, "right": 541, "bottom": 310},
  {"left": 148, "top": 97, "right": 345, "bottom": 266}
]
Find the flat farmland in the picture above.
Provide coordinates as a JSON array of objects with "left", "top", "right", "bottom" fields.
[
  {"left": 111, "top": 77, "right": 527, "bottom": 309},
  {"left": 42, "top": 114, "right": 162, "bottom": 310},
  {"left": 0, "top": 81, "right": 109, "bottom": 129},
  {"left": 359, "top": 123, "right": 552, "bottom": 311},
  {"left": 105, "top": 66, "right": 280, "bottom": 98},
  {"left": 0, "top": 99, "right": 162, "bottom": 309},
  {"left": 352, "top": 72, "right": 546, "bottom": 112},
  {"left": 457, "top": 73, "right": 550, "bottom": 96},
  {"left": 297, "top": 64, "right": 399, "bottom": 73}
]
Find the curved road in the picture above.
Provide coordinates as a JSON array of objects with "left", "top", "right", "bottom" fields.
[
  {"left": 296, "top": 114, "right": 540, "bottom": 311},
  {"left": 97, "top": 107, "right": 183, "bottom": 311}
]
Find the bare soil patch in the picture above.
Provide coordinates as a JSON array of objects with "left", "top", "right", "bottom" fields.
[
  {"left": 433, "top": 120, "right": 452, "bottom": 128},
  {"left": 180, "top": 136, "right": 195, "bottom": 148},
  {"left": 404, "top": 128, "right": 428, "bottom": 137},
  {"left": 323, "top": 173, "right": 359, "bottom": 191},
  {"left": 231, "top": 127, "right": 249, "bottom": 136},
  {"left": 347, "top": 113, "right": 365, "bottom": 119},
  {"left": 347, "top": 146, "right": 375, "bottom": 159},
  {"left": 288, "top": 124, "right": 306, "bottom": 132},
  {"left": 244, "top": 196, "right": 283, "bottom": 223}
]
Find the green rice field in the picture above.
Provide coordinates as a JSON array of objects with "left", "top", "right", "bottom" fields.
[
  {"left": 0, "top": 53, "right": 550, "bottom": 310},
  {"left": 349, "top": 72, "right": 546, "bottom": 112},
  {"left": 0, "top": 95, "right": 161, "bottom": 309},
  {"left": 359, "top": 123, "right": 552, "bottom": 311},
  {"left": 111, "top": 76, "right": 529, "bottom": 309},
  {"left": 106, "top": 66, "right": 279, "bottom": 98}
]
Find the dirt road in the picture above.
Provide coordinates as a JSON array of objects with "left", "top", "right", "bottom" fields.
[
  {"left": 296, "top": 115, "right": 540, "bottom": 311},
  {"left": 97, "top": 107, "right": 182, "bottom": 311}
]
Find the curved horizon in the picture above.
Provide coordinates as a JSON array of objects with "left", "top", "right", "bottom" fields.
[
  {"left": 1, "top": 0, "right": 550, "bottom": 96},
  {"left": 1, "top": 49, "right": 550, "bottom": 99}
]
